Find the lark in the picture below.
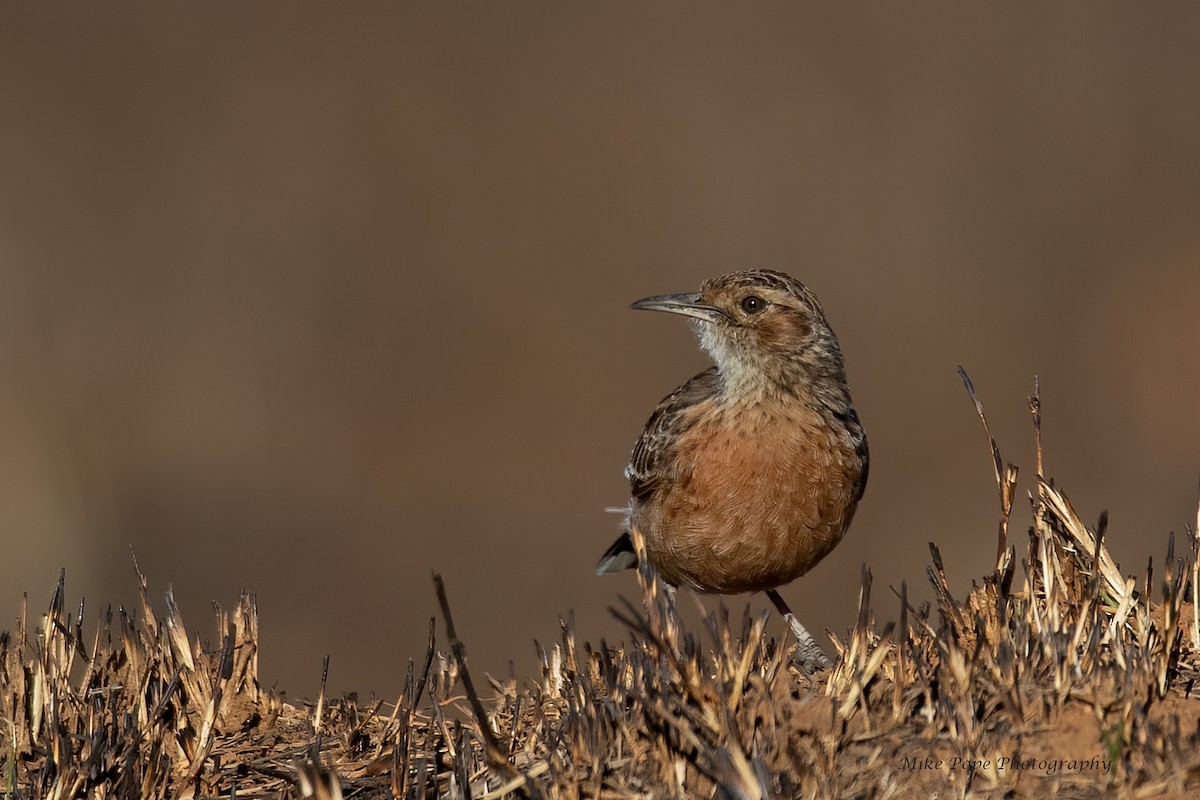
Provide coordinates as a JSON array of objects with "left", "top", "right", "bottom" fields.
[{"left": 597, "top": 269, "right": 868, "bottom": 670}]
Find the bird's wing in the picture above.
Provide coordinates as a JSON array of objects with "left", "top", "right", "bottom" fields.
[{"left": 625, "top": 367, "right": 720, "bottom": 501}]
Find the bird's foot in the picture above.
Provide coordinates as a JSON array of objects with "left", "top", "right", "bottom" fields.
[{"left": 765, "top": 589, "right": 833, "bottom": 675}]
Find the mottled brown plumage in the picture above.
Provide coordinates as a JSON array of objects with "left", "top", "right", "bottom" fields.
[{"left": 597, "top": 270, "right": 867, "bottom": 664}]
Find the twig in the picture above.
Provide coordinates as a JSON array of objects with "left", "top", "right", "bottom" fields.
[
  {"left": 957, "top": 366, "right": 1018, "bottom": 572},
  {"left": 432, "top": 573, "right": 543, "bottom": 800}
]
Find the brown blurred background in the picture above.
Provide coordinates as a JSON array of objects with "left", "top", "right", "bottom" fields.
[{"left": 2, "top": 4, "right": 1199, "bottom": 698}]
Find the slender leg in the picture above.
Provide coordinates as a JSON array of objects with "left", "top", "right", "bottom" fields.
[{"left": 766, "top": 589, "right": 833, "bottom": 673}]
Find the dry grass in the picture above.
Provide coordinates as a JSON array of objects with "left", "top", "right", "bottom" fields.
[{"left": 3, "top": 373, "right": 1200, "bottom": 799}]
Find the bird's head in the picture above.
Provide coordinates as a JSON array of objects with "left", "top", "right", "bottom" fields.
[{"left": 631, "top": 269, "right": 847, "bottom": 397}]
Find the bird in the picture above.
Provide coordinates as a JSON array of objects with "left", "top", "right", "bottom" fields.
[{"left": 595, "top": 269, "right": 868, "bottom": 670}]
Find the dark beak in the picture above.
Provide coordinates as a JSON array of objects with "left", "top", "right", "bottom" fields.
[{"left": 630, "top": 292, "right": 729, "bottom": 324}]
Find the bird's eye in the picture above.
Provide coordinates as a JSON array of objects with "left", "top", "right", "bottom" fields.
[{"left": 740, "top": 295, "right": 765, "bottom": 314}]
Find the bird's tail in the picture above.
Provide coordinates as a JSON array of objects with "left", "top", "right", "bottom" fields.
[{"left": 595, "top": 531, "right": 637, "bottom": 575}]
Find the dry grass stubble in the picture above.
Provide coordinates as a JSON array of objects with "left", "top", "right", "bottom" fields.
[{"left": 2, "top": 371, "right": 1199, "bottom": 798}]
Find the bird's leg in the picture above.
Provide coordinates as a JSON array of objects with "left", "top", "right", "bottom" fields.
[{"left": 765, "top": 589, "right": 833, "bottom": 673}]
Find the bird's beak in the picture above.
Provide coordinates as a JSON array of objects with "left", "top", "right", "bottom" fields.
[{"left": 630, "top": 292, "right": 729, "bottom": 324}]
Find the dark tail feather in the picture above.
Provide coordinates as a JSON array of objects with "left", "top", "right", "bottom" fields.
[{"left": 595, "top": 532, "right": 637, "bottom": 575}]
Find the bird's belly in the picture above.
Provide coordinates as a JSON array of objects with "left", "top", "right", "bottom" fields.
[{"left": 638, "top": 408, "right": 861, "bottom": 594}]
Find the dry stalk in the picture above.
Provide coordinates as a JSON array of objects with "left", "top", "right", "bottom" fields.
[{"left": 0, "top": 379, "right": 1198, "bottom": 798}]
